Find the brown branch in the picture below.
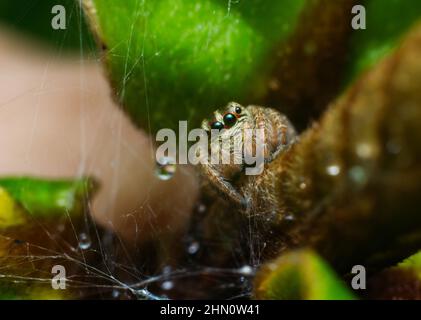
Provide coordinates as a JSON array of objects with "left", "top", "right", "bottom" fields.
[{"left": 242, "top": 21, "right": 421, "bottom": 272}]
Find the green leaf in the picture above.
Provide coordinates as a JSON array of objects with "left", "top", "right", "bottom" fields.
[
  {"left": 254, "top": 249, "right": 356, "bottom": 300},
  {"left": 0, "top": 177, "right": 96, "bottom": 220},
  {"left": 0, "top": 188, "right": 27, "bottom": 228},
  {"left": 83, "top": 0, "right": 306, "bottom": 133},
  {"left": 398, "top": 250, "right": 421, "bottom": 279}
]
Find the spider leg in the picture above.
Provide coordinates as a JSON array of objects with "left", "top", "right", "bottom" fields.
[
  {"left": 200, "top": 162, "right": 246, "bottom": 206},
  {"left": 265, "top": 125, "right": 297, "bottom": 163}
]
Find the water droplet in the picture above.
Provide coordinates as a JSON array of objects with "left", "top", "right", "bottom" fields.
[
  {"left": 135, "top": 289, "right": 150, "bottom": 300},
  {"left": 238, "top": 265, "right": 254, "bottom": 275},
  {"left": 78, "top": 233, "right": 91, "bottom": 250},
  {"left": 161, "top": 281, "right": 174, "bottom": 291},
  {"left": 112, "top": 289, "right": 121, "bottom": 299},
  {"left": 349, "top": 166, "right": 368, "bottom": 185},
  {"left": 284, "top": 214, "right": 295, "bottom": 221},
  {"left": 326, "top": 164, "right": 341, "bottom": 176},
  {"left": 136, "top": 288, "right": 165, "bottom": 300},
  {"left": 386, "top": 140, "right": 402, "bottom": 155},
  {"left": 155, "top": 157, "right": 176, "bottom": 181},
  {"left": 162, "top": 265, "right": 172, "bottom": 275},
  {"left": 356, "top": 143, "right": 375, "bottom": 159},
  {"left": 197, "top": 204, "right": 206, "bottom": 213},
  {"left": 187, "top": 241, "right": 200, "bottom": 255}
]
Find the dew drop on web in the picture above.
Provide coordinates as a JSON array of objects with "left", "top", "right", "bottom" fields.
[
  {"left": 155, "top": 157, "right": 177, "bottom": 181},
  {"left": 112, "top": 289, "right": 121, "bottom": 299},
  {"left": 238, "top": 265, "right": 254, "bottom": 275},
  {"left": 197, "top": 203, "right": 206, "bottom": 213},
  {"left": 326, "top": 164, "right": 341, "bottom": 176},
  {"left": 187, "top": 241, "right": 200, "bottom": 255},
  {"left": 161, "top": 280, "right": 174, "bottom": 291},
  {"left": 78, "top": 232, "right": 92, "bottom": 250},
  {"left": 284, "top": 214, "right": 295, "bottom": 222}
]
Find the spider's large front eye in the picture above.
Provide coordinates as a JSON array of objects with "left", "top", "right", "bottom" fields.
[
  {"left": 223, "top": 113, "right": 237, "bottom": 128},
  {"left": 210, "top": 121, "right": 224, "bottom": 130}
]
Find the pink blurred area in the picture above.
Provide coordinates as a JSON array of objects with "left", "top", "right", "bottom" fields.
[{"left": 0, "top": 27, "right": 198, "bottom": 244}]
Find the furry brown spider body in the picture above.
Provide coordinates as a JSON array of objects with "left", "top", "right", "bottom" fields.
[{"left": 199, "top": 102, "right": 297, "bottom": 211}]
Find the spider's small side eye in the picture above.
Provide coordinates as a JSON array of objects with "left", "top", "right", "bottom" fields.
[
  {"left": 210, "top": 121, "right": 224, "bottom": 130},
  {"left": 223, "top": 113, "right": 237, "bottom": 127},
  {"left": 235, "top": 106, "right": 242, "bottom": 114}
]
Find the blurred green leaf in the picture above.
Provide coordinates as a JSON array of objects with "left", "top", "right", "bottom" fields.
[
  {"left": 398, "top": 250, "right": 421, "bottom": 278},
  {"left": 0, "top": 177, "right": 96, "bottom": 220},
  {"left": 254, "top": 249, "right": 355, "bottom": 300},
  {"left": 0, "top": 187, "right": 26, "bottom": 228}
]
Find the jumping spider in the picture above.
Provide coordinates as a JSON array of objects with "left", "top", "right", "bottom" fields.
[{"left": 199, "top": 102, "right": 297, "bottom": 209}]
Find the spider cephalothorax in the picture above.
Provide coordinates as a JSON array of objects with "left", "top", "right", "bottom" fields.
[{"left": 199, "top": 102, "right": 297, "bottom": 208}]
